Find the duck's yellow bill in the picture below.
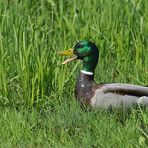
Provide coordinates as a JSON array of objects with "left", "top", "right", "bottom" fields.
[
  {"left": 58, "top": 48, "right": 74, "bottom": 56},
  {"left": 58, "top": 48, "right": 77, "bottom": 64}
]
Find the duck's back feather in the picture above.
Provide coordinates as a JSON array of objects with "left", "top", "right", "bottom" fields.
[
  {"left": 90, "top": 83, "right": 148, "bottom": 108},
  {"left": 101, "top": 83, "right": 148, "bottom": 96}
]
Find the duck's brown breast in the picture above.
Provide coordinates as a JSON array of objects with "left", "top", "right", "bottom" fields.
[{"left": 75, "top": 72, "right": 101, "bottom": 106}]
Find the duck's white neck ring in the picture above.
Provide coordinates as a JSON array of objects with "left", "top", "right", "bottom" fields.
[{"left": 81, "top": 70, "right": 93, "bottom": 75}]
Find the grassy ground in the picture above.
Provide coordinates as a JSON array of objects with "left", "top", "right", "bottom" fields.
[{"left": 0, "top": 0, "right": 148, "bottom": 147}]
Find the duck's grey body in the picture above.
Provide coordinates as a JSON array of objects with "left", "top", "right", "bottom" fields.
[
  {"left": 91, "top": 85, "right": 148, "bottom": 108},
  {"left": 75, "top": 72, "right": 148, "bottom": 108}
]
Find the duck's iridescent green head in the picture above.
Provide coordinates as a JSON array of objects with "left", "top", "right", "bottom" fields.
[{"left": 58, "top": 40, "right": 99, "bottom": 73}]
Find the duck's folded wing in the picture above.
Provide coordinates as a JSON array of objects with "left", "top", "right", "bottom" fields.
[{"left": 101, "top": 83, "right": 148, "bottom": 96}]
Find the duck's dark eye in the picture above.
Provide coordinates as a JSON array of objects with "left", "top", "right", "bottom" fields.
[
  {"left": 78, "top": 44, "right": 83, "bottom": 48},
  {"left": 75, "top": 43, "right": 84, "bottom": 49}
]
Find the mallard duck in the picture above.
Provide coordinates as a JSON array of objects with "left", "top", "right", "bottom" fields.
[{"left": 58, "top": 40, "right": 148, "bottom": 108}]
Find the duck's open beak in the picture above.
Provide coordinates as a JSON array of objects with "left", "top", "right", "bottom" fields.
[{"left": 58, "top": 48, "right": 77, "bottom": 64}]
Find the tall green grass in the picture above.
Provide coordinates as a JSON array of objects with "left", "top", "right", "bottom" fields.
[
  {"left": 0, "top": 0, "right": 148, "bottom": 147},
  {"left": 0, "top": 0, "right": 148, "bottom": 107}
]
